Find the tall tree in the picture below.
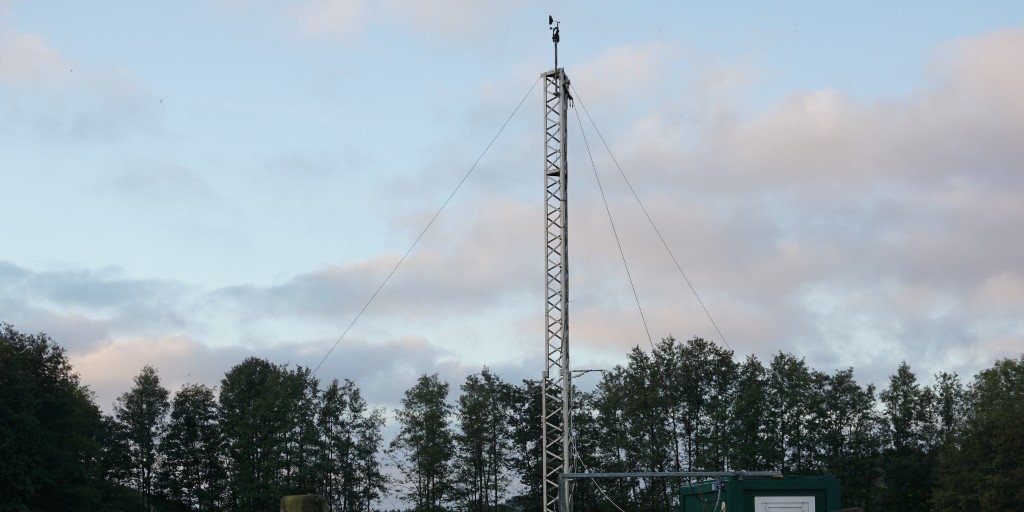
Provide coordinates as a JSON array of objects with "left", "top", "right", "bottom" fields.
[
  {"left": 219, "top": 357, "right": 290, "bottom": 512},
  {"left": 931, "top": 371, "right": 967, "bottom": 445},
  {"left": 506, "top": 379, "right": 543, "bottom": 512},
  {"left": 682, "top": 338, "right": 737, "bottom": 471},
  {"left": 112, "top": 365, "right": 171, "bottom": 511},
  {"left": 100, "top": 413, "right": 136, "bottom": 507},
  {"left": 765, "top": 352, "right": 816, "bottom": 473},
  {"left": 157, "top": 383, "right": 225, "bottom": 511},
  {"left": 935, "top": 356, "right": 1024, "bottom": 511},
  {"left": 620, "top": 346, "right": 674, "bottom": 509},
  {"left": 390, "top": 374, "right": 454, "bottom": 512},
  {"left": 588, "top": 357, "right": 639, "bottom": 508},
  {"left": 0, "top": 323, "right": 105, "bottom": 512},
  {"left": 812, "top": 368, "right": 883, "bottom": 509},
  {"left": 318, "top": 379, "right": 387, "bottom": 512},
  {"left": 878, "top": 361, "right": 936, "bottom": 512},
  {"left": 652, "top": 337, "right": 737, "bottom": 473},
  {"left": 727, "top": 355, "right": 773, "bottom": 470},
  {"left": 352, "top": 405, "right": 388, "bottom": 512},
  {"left": 453, "top": 367, "right": 515, "bottom": 512},
  {"left": 585, "top": 347, "right": 673, "bottom": 511},
  {"left": 569, "top": 386, "right": 615, "bottom": 512},
  {"left": 278, "top": 366, "right": 321, "bottom": 496},
  {"left": 318, "top": 379, "right": 353, "bottom": 511},
  {"left": 649, "top": 337, "right": 685, "bottom": 472}
]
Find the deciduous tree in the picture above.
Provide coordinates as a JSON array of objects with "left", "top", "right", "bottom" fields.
[
  {"left": 158, "top": 383, "right": 225, "bottom": 510},
  {"left": 453, "top": 367, "right": 515, "bottom": 512},
  {"left": 506, "top": 379, "right": 543, "bottom": 512},
  {"left": 0, "top": 323, "right": 105, "bottom": 512},
  {"left": 727, "top": 355, "right": 773, "bottom": 470},
  {"left": 219, "top": 357, "right": 289, "bottom": 512},
  {"left": 390, "top": 374, "right": 454, "bottom": 512},
  {"left": 879, "top": 361, "right": 936, "bottom": 512},
  {"left": 112, "top": 365, "right": 170, "bottom": 511},
  {"left": 279, "top": 366, "right": 321, "bottom": 496},
  {"left": 765, "top": 352, "right": 816, "bottom": 473},
  {"left": 318, "top": 379, "right": 387, "bottom": 512},
  {"left": 935, "top": 356, "right": 1024, "bottom": 511}
]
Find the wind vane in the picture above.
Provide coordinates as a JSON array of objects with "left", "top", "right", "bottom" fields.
[{"left": 549, "top": 15, "right": 560, "bottom": 70}]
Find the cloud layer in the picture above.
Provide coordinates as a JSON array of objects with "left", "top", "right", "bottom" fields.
[{"left": 2, "top": 2, "right": 1022, "bottom": 415}]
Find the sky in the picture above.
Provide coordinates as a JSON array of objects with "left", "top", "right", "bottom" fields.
[{"left": 3, "top": 0, "right": 1024, "bottom": 420}]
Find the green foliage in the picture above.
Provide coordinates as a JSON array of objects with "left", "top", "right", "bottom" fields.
[
  {"left": 453, "top": 367, "right": 516, "bottom": 512},
  {"left": 766, "top": 352, "right": 817, "bottom": 473},
  {"left": 728, "top": 355, "right": 773, "bottom": 470},
  {"left": 111, "top": 365, "right": 171, "bottom": 511},
  {"left": 579, "top": 343, "right": 888, "bottom": 511},
  {"left": 581, "top": 337, "right": 739, "bottom": 511},
  {"left": 611, "top": 346, "right": 674, "bottom": 508},
  {"left": 218, "top": 357, "right": 291, "bottom": 511},
  {"left": 7, "top": 321, "right": 1023, "bottom": 512},
  {"left": 350, "top": 402, "right": 387, "bottom": 511},
  {"left": 679, "top": 338, "right": 736, "bottom": 472},
  {"left": 813, "top": 368, "right": 883, "bottom": 510},
  {"left": 881, "top": 362, "right": 935, "bottom": 452},
  {"left": 0, "top": 323, "right": 104, "bottom": 512},
  {"left": 506, "top": 379, "right": 543, "bottom": 512},
  {"left": 278, "top": 366, "right": 322, "bottom": 496},
  {"left": 158, "top": 383, "right": 226, "bottom": 510},
  {"left": 317, "top": 378, "right": 388, "bottom": 512},
  {"left": 878, "top": 361, "right": 936, "bottom": 512},
  {"left": 931, "top": 371, "right": 967, "bottom": 442},
  {"left": 390, "top": 374, "right": 454, "bottom": 511},
  {"left": 935, "top": 356, "right": 1024, "bottom": 511}
]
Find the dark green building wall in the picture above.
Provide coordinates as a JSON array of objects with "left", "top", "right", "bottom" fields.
[{"left": 680, "top": 476, "right": 840, "bottom": 512}]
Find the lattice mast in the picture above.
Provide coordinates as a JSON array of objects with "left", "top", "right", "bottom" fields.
[{"left": 542, "top": 16, "right": 573, "bottom": 512}]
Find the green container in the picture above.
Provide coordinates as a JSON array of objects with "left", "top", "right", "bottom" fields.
[{"left": 680, "top": 475, "right": 840, "bottom": 512}]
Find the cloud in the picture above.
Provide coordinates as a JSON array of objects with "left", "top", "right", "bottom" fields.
[
  {"left": 378, "top": 0, "right": 512, "bottom": 39},
  {"left": 1, "top": 256, "right": 535, "bottom": 412},
  {"left": 61, "top": 70, "right": 163, "bottom": 143},
  {"left": 937, "top": 27, "right": 1024, "bottom": 121},
  {"left": 307, "top": 334, "right": 464, "bottom": 406},
  {"left": 105, "top": 161, "right": 216, "bottom": 204},
  {"left": 0, "top": 68, "right": 162, "bottom": 144},
  {"left": 6, "top": 21, "right": 1024, "bottom": 421},
  {"left": 705, "top": 34, "right": 1024, "bottom": 198},
  {"left": 291, "top": 0, "right": 367, "bottom": 40},
  {"left": 0, "top": 262, "right": 193, "bottom": 351},
  {"left": 973, "top": 272, "right": 1024, "bottom": 311},
  {"left": 213, "top": 195, "right": 538, "bottom": 326},
  {"left": 71, "top": 335, "right": 239, "bottom": 412},
  {"left": 245, "top": 0, "right": 514, "bottom": 44},
  {"left": 67, "top": 330, "right": 467, "bottom": 414},
  {"left": 0, "top": 23, "right": 161, "bottom": 144},
  {"left": 534, "top": 27, "right": 1024, "bottom": 382},
  {"left": 573, "top": 43, "right": 671, "bottom": 108},
  {"left": 0, "top": 28, "right": 69, "bottom": 84}
]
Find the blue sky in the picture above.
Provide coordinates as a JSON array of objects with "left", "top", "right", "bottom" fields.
[{"left": 3, "top": 0, "right": 1024, "bottom": 423}]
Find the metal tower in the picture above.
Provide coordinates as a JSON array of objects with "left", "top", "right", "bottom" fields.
[{"left": 542, "top": 17, "right": 572, "bottom": 512}]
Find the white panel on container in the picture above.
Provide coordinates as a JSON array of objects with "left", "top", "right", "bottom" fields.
[{"left": 753, "top": 495, "right": 815, "bottom": 512}]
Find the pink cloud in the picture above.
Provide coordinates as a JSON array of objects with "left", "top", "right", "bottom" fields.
[
  {"left": 0, "top": 28, "right": 69, "bottom": 84},
  {"left": 291, "top": 0, "right": 367, "bottom": 40}
]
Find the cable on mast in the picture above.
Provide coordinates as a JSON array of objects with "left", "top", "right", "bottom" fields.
[
  {"left": 571, "top": 85, "right": 732, "bottom": 353},
  {"left": 309, "top": 76, "right": 541, "bottom": 377}
]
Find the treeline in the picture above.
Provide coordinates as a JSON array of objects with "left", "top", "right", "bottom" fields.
[
  {"left": 1, "top": 323, "right": 387, "bottom": 512},
  {"left": 108, "top": 359, "right": 388, "bottom": 512},
  {"left": 2, "top": 323, "right": 1023, "bottom": 511}
]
